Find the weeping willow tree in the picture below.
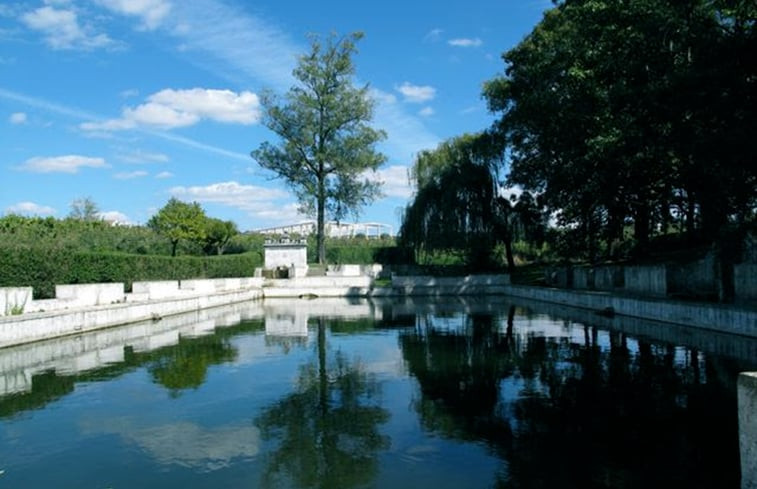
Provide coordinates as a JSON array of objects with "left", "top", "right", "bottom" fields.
[{"left": 399, "top": 133, "right": 505, "bottom": 269}]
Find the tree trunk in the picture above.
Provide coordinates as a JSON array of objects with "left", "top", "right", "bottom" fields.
[
  {"left": 317, "top": 177, "right": 326, "bottom": 265},
  {"left": 171, "top": 240, "right": 178, "bottom": 257},
  {"left": 504, "top": 237, "right": 516, "bottom": 275}
]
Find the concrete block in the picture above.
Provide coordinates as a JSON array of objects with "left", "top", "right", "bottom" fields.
[
  {"left": 55, "top": 283, "right": 125, "bottom": 307},
  {"left": 594, "top": 266, "right": 623, "bottom": 291},
  {"left": 735, "top": 264, "right": 757, "bottom": 303},
  {"left": 0, "top": 287, "right": 33, "bottom": 316},
  {"left": 179, "top": 279, "right": 216, "bottom": 294},
  {"left": 739, "top": 372, "right": 757, "bottom": 489},
  {"left": 624, "top": 265, "right": 667, "bottom": 296},
  {"left": 132, "top": 281, "right": 181, "bottom": 300},
  {"left": 326, "top": 264, "right": 362, "bottom": 277},
  {"left": 572, "top": 268, "right": 594, "bottom": 290}
]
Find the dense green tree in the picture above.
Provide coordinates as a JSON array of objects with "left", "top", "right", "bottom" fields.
[
  {"left": 202, "top": 218, "right": 238, "bottom": 255},
  {"left": 251, "top": 32, "right": 387, "bottom": 264},
  {"left": 147, "top": 198, "right": 207, "bottom": 257},
  {"left": 484, "top": 0, "right": 756, "bottom": 259}
]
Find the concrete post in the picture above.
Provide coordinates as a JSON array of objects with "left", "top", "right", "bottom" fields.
[{"left": 739, "top": 372, "right": 757, "bottom": 489}]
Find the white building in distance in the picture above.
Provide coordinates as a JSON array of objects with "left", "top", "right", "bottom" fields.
[{"left": 255, "top": 220, "right": 393, "bottom": 239}]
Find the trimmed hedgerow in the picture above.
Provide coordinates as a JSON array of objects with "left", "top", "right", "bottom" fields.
[{"left": 0, "top": 246, "right": 261, "bottom": 298}]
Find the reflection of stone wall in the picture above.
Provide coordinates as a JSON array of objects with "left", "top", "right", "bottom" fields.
[{"left": 739, "top": 372, "right": 757, "bottom": 489}]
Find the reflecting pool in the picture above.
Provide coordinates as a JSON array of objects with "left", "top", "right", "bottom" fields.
[{"left": 0, "top": 297, "right": 754, "bottom": 488}]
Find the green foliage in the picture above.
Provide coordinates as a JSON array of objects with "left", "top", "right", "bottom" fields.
[
  {"left": 252, "top": 32, "right": 387, "bottom": 264},
  {"left": 484, "top": 0, "right": 757, "bottom": 260},
  {"left": 147, "top": 198, "right": 208, "bottom": 256},
  {"left": 0, "top": 246, "right": 261, "bottom": 299},
  {"left": 202, "top": 218, "right": 238, "bottom": 255}
]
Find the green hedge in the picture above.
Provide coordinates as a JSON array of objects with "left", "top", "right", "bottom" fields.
[
  {"left": 324, "top": 245, "right": 412, "bottom": 265},
  {"left": 0, "top": 247, "right": 262, "bottom": 298}
]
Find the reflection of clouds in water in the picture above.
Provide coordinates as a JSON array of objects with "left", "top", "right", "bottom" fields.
[{"left": 82, "top": 417, "right": 260, "bottom": 472}]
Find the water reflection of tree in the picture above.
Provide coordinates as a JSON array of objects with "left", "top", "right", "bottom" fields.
[
  {"left": 400, "top": 307, "right": 746, "bottom": 489},
  {"left": 141, "top": 334, "right": 237, "bottom": 395},
  {"left": 255, "top": 319, "right": 390, "bottom": 489}
]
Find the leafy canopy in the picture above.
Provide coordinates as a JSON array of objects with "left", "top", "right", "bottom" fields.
[{"left": 251, "top": 31, "right": 386, "bottom": 263}]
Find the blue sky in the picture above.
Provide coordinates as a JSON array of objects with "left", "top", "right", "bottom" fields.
[{"left": 1, "top": 0, "right": 549, "bottom": 232}]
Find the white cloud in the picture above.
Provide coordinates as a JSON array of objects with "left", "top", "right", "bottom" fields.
[
  {"left": 98, "top": 210, "right": 132, "bottom": 224},
  {"left": 369, "top": 165, "right": 414, "bottom": 199},
  {"left": 0, "top": 87, "right": 251, "bottom": 162},
  {"left": 94, "top": 0, "right": 171, "bottom": 30},
  {"left": 448, "top": 38, "right": 483, "bottom": 48},
  {"left": 9, "top": 112, "right": 27, "bottom": 124},
  {"left": 5, "top": 201, "right": 57, "bottom": 216},
  {"left": 155, "top": 171, "right": 174, "bottom": 179},
  {"left": 81, "top": 88, "right": 260, "bottom": 131},
  {"left": 17, "top": 154, "right": 109, "bottom": 173},
  {"left": 418, "top": 106, "right": 434, "bottom": 117},
  {"left": 169, "top": 181, "right": 299, "bottom": 222},
  {"left": 21, "top": 6, "right": 116, "bottom": 50},
  {"left": 116, "top": 149, "right": 170, "bottom": 164},
  {"left": 395, "top": 82, "right": 436, "bottom": 104},
  {"left": 114, "top": 170, "right": 148, "bottom": 179}
]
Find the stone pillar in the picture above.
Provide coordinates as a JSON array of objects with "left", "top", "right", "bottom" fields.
[{"left": 740, "top": 372, "right": 757, "bottom": 489}]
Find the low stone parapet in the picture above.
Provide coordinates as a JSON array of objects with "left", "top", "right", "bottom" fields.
[
  {"left": 0, "top": 287, "right": 33, "bottom": 317},
  {"left": 132, "top": 281, "right": 181, "bottom": 300},
  {"left": 55, "top": 283, "right": 125, "bottom": 308}
]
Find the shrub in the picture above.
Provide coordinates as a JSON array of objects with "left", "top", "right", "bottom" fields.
[{"left": 0, "top": 246, "right": 262, "bottom": 298}]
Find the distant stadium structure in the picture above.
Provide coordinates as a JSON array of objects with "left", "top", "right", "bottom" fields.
[{"left": 256, "top": 220, "right": 393, "bottom": 239}]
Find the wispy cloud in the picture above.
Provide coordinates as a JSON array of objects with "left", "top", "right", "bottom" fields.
[
  {"left": 169, "top": 180, "right": 298, "bottom": 222},
  {"left": 155, "top": 171, "right": 174, "bottom": 179},
  {"left": 9, "top": 112, "right": 27, "bottom": 124},
  {"left": 116, "top": 149, "right": 170, "bottom": 164},
  {"left": 368, "top": 165, "right": 413, "bottom": 199},
  {"left": 21, "top": 5, "right": 117, "bottom": 50},
  {"left": 0, "top": 88, "right": 251, "bottom": 162},
  {"left": 395, "top": 82, "right": 436, "bottom": 103},
  {"left": 94, "top": 0, "right": 171, "bottom": 30},
  {"left": 160, "top": 0, "right": 300, "bottom": 89},
  {"left": 17, "top": 155, "right": 109, "bottom": 174},
  {"left": 448, "top": 37, "right": 483, "bottom": 48},
  {"left": 423, "top": 28, "right": 443, "bottom": 43},
  {"left": 418, "top": 106, "right": 434, "bottom": 117},
  {"left": 371, "top": 88, "right": 440, "bottom": 164},
  {"left": 5, "top": 201, "right": 57, "bottom": 216},
  {"left": 114, "top": 170, "right": 148, "bottom": 179},
  {"left": 81, "top": 88, "right": 260, "bottom": 131}
]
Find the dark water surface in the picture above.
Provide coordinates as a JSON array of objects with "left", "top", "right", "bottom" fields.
[{"left": 0, "top": 297, "right": 754, "bottom": 489}]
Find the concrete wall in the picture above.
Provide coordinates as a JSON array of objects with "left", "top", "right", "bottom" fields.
[
  {"left": 132, "top": 280, "right": 181, "bottom": 300},
  {"left": 0, "top": 288, "right": 263, "bottom": 349},
  {"left": 572, "top": 268, "right": 594, "bottom": 290},
  {"left": 623, "top": 265, "right": 667, "bottom": 296},
  {"left": 264, "top": 244, "right": 307, "bottom": 270},
  {"left": 0, "top": 287, "right": 33, "bottom": 316},
  {"left": 667, "top": 253, "right": 717, "bottom": 298},
  {"left": 739, "top": 372, "right": 757, "bottom": 489},
  {"left": 735, "top": 264, "right": 757, "bottom": 303},
  {"left": 391, "top": 274, "right": 511, "bottom": 297},
  {"left": 594, "top": 265, "right": 623, "bottom": 291},
  {"left": 55, "top": 283, "right": 125, "bottom": 308},
  {"left": 502, "top": 284, "right": 757, "bottom": 338}
]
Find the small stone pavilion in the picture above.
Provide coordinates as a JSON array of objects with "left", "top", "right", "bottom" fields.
[{"left": 263, "top": 237, "right": 308, "bottom": 278}]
